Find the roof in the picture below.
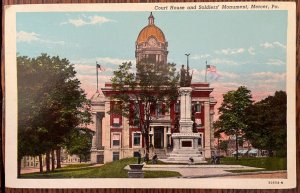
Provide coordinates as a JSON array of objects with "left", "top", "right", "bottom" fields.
[
  {"left": 136, "top": 13, "right": 166, "bottom": 44},
  {"left": 248, "top": 149, "right": 259, "bottom": 154},
  {"left": 232, "top": 149, "right": 248, "bottom": 154},
  {"left": 136, "top": 25, "right": 166, "bottom": 44},
  {"left": 91, "top": 91, "right": 105, "bottom": 103}
]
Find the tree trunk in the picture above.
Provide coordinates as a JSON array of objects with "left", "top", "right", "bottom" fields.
[
  {"left": 269, "top": 149, "right": 274, "bottom": 157},
  {"left": 17, "top": 156, "right": 22, "bottom": 177},
  {"left": 56, "top": 147, "right": 61, "bottom": 168},
  {"left": 46, "top": 152, "right": 50, "bottom": 172},
  {"left": 38, "top": 154, "right": 43, "bottom": 173},
  {"left": 235, "top": 134, "right": 239, "bottom": 160},
  {"left": 51, "top": 149, "right": 55, "bottom": 171}
]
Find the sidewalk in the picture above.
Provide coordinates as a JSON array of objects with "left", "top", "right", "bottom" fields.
[
  {"left": 125, "top": 164, "right": 287, "bottom": 178},
  {"left": 21, "top": 163, "right": 104, "bottom": 174}
]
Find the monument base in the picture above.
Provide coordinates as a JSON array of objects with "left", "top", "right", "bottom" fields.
[{"left": 167, "top": 133, "right": 205, "bottom": 163}]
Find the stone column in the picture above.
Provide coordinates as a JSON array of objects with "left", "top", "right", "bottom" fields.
[
  {"left": 204, "top": 101, "right": 211, "bottom": 158},
  {"left": 96, "top": 113, "right": 104, "bottom": 149},
  {"left": 91, "top": 112, "right": 97, "bottom": 149},
  {"left": 150, "top": 126, "right": 154, "bottom": 146},
  {"left": 164, "top": 127, "right": 167, "bottom": 148},
  {"left": 92, "top": 135, "right": 97, "bottom": 149},
  {"left": 104, "top": 101, "right": 111, "bottom": 163}
]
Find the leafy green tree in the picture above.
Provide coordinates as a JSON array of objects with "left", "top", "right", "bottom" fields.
[
  {"left": 244, "top": 91, "right": 287, "bottom": 157},
  {"left": 110, "top": 59, "right": 179, "bottom": 155},
  {"left": 214, "top": 86, "right": 252, "bottom": 160},
  {"left": 219, "top": 140, "right": 229, "bottom": 156},
  {"left": 17, "top": 54, "right": 92, "bottom": 175},
  {"left": 65, "top": 128, "right": 93, "bottom": 162}
]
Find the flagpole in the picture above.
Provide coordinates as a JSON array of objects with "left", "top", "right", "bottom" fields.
[
  {"left": 96, "top": 61, "right": 99, "bottom": 92},
  {"left": 205, "top": 61, "right": 207, "bottom": 82}
]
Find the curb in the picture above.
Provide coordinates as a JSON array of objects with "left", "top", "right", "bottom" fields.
[{"left": 181, "top": 170, "right": 287, "bottom": 178}]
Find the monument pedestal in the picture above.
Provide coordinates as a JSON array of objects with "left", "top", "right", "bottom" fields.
[{"left": 167, "top": 87, "right": 205, "bottom": 163}]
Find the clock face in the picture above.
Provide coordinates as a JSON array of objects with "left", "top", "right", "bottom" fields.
[{"left": 148, "top": 38, "right": 157, "bottom": 46}]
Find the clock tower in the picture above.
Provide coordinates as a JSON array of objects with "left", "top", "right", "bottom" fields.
[{"left": 135, "top": 12, "right": 168, "bottom": 64}]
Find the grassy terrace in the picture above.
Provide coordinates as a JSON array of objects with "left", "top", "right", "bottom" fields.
[
  {"left": 21, "top": 157, "right": 181, "bottom": 178},
  {"left": 218, "top": 157, "right": 287, "bottom": 173}
]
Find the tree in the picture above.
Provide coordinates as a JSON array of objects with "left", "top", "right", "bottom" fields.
[
  {"left": 214, "top": 86, "right": 252, "bottom": 160},
  {"left": 17, "top": 54, "right": 92, "bottom": 175},
  {"left": 244, "top": 91, "right": 287, "bottom": 157},
  {"left": 219, "top": 140, "right": 229, "bottom": 156},
  {"left": 110, "top": 59, "right": 179, "bottom": 155},
  {"left": 65, "top": 128, "right": 93, "bottom": 162}
]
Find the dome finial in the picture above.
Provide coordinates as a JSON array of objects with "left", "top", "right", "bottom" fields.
[{"left": 148, "top": 12, "right": 154, "bottom": 25}]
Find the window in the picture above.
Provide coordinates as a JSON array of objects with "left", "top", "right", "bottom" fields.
[
  {"left": 113, "top": 152, "right": 120, "bottom": 161},
  {"left": 113, "top": 118, "right": 120, "bottom": 127},
  {"left": 194, "top": 103, "right": 201, "bottom": 112},
  {"left": 133, "top": 102, "right": 140, "bottom": 126},
  {"left": 156, "top": 103, "right": 163, "bottom": 116},
  {"left": 133, "top": 132, "right": 141, "bottom": 146},
  {"left": 198, "top": 133, "right": 203, "bottom": 147},
  {"left": 175, "top": 103, "right": 180, "bottom": 113},
  {"left": 112, "top": 133, "right": 121, "bottom": 146}
]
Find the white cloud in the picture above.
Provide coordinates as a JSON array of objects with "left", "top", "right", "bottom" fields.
[
  {"left": 273, "top": 41, "right": 286, "bottom": 49},
  {"left": 61, "top": 15, "right": 115, "bottom": 27},
  {"left": 252, "top": 72, "right": 286, "bottom": 81},
  {"left": 248, "top": 47, "right": 255, "bottom": 55},
  {"left": 191, "top": 54, "right": 210, "bottom": 60},
  {"left": 260, "top": 42, "right": 274, "bottom": 49},
  {"left": 210, "top": 58, "right": 239, "bottom": 66},
  {"left": 17, "top": 31, "right": 65, "bottom": 45},
  {"left": 97, "top": 57, "right": 134, "bottom": 65},
  {"left": 265, "top": 59, "right": 285, "bottom": 66},
  {"left": 72, "top": 57, "right": 135, "bottom": 66},
  {"left": 215, "top": 48, "right": 244, "bottom": 55},
  {"left": 260, "top": 41, "right": 286, "bottom": 49},
  {"left": 218, "top": 71, "right": 239, "bottom": 79},
  {"left": 17, "top": 31, "right": 40, "bottom": 42}
]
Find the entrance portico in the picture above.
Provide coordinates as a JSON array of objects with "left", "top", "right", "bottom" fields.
[{"left": 149, "top": 123, "right": 171, "bottom": 149}]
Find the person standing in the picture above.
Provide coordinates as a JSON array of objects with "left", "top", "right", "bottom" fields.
[{"left": 137, "top": 150, "right": 141, "bottom": 164}]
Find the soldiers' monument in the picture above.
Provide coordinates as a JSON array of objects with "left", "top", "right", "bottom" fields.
[{"left": 167, "top": 63, "right": 205, "bottom": 163}]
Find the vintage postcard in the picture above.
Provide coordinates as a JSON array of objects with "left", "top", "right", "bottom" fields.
[{"left": 4, "top": 2, "right": 296, "bottom": 189}]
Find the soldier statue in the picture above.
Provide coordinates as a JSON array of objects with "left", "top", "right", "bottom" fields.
[{"left": 180, "top": 65, "right": 192, "bottom": 87}]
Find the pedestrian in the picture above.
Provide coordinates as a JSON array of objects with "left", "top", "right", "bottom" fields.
[
  {"left": 137, "top": 150, "right": 141, "bottom": 164},
  {"left": 189, "top": 157, "right": 194, "bottom": 165},
  {"left": 152, "top": 153, "right": 158, "bottom": 164}
]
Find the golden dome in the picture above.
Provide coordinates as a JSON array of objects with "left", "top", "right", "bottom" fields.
[{"left": 136, "top": 13, "right": 166, "bottom": 44}]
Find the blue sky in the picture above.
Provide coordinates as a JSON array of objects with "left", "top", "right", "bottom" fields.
[{"left": 16, "top": 10, "right": 287, "bottom": 104}]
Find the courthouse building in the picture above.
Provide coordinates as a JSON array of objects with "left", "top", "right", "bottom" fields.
[{"left": 90, "top": 13, "right": 217, "bottom": 163}]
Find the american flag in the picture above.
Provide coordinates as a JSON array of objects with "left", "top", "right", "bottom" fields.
[
  {"left": 97, "top": 63, "right": 105, "bottom": 71},
  {"left": 206, "top": 65, "right": 217, "bottom": 72}
]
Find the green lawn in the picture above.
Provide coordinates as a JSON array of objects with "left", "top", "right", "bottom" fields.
[
  {"left": 215, "top": 157, "right": 287, "bottom": 171},
  {"left": 21, "top": 157, "right": 181, "bottom": 178}
]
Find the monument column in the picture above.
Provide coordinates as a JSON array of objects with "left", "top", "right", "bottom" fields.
[
  {"left": 204, "top": 101, "right": 211, "bottom": 158},
  {"left": 179, "top": 87, "right": 194, "bottom": 134},
  {"left": 168, "top": 87, "right": 203, "bottom": 163}
]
